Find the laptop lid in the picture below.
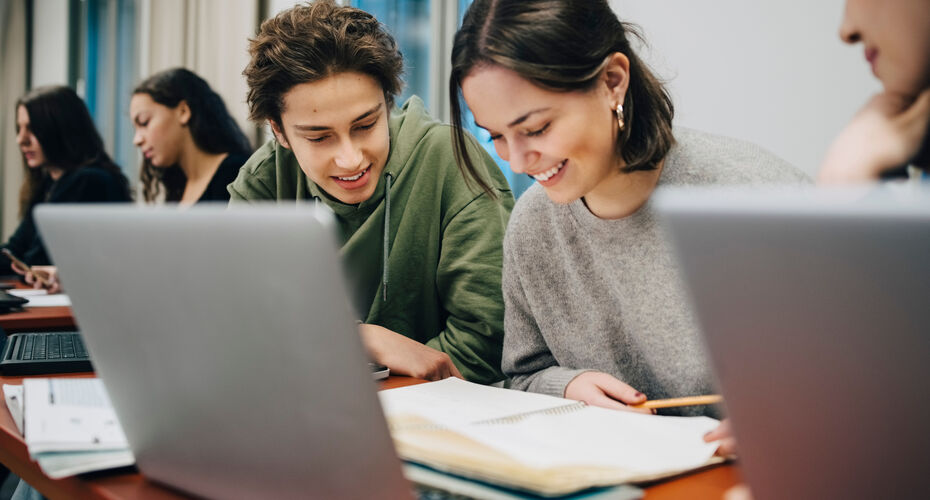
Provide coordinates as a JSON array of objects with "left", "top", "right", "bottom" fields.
[
  {"left": 35, "top": 204, "right": 411, "bottom": 500},
  {"left": 654, "top": 186, "right": 930, "bottom": 500}
]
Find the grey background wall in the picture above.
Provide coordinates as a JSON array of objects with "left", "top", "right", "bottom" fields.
[{"left": 610, "top": 0, "right": 880, "bottom": 176}]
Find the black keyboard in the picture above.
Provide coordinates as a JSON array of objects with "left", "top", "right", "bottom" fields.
[{"left": 0, "top": 331, "right": 93, "bottom": 375}]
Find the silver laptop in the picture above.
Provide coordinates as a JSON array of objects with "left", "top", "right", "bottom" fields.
[
  {"left": 654, "top": 186, "right": 930, "bottom": 500},
  {"left": 35, "top": 204, "right": 411, "bottom": 500}
]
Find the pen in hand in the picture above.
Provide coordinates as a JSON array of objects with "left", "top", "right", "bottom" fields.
[
  {"left": 27, "top": 269, "right": 52, "bottom": 289},
  {"left": 629, "top": 394, "right": 723, "bottom": 410}
]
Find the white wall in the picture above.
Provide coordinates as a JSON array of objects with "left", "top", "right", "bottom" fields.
[
  {"left": 31, "top": 0, "right": 70, "bottom": 87},
  {"left": 2, "top": 0, "right": 30, "bottom": 240},
  {"left": 139, "top": 0, "right": 257, "bottom": 140},
  {"left": 4, "top": 0, "right": 68, "bottom": 239},
  {"left": 266, "top": 0, "right": 298, "bottom": 17},
  {"left": 611, "top": 0, "right": 880, "bottom": 176}
]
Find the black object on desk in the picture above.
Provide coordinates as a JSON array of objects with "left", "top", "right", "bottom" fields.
[
  {"left": 0, "top": 330, "right": 93, "bottom": 375},
  {"left": 0, "top": 290, "right": 27, "bottom": 312}
]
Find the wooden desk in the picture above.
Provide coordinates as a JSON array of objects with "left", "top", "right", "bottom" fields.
[
  {"left": 0, "top": 375, "right": 427, "bottom": 499},
  {"left": 0, "top": 306, "right": 76, "bottom": 333},
  {"left": 0, "top": 374, "right": 739, "bottom": 499},
  {"left": 0, "top": 281, "right": 76, "bottom": 333}
]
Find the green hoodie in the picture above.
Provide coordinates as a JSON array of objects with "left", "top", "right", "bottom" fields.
[{"left": 228, "top": 96, "right": 513, "bottom": 383}]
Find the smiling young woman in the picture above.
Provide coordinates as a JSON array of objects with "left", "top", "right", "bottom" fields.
[
  {"left": 449, "top": 0, "right": 809, "bottom": 453},
  {"left": 228, "top": 0, "right": 513, "bottom": 384}
]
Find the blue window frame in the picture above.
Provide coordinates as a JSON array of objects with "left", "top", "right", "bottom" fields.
[
  {"left": 78, "top": 0, "right": 137, "bottom": 179},
  {"left": 456, "top": 0, "right": 533, "bottom": 197},
  {"left": 351, "top": 0, "right": 431, "bottom": 109},
  {"left": 351, "top": 0, "right": 534, "bottom": 197}
]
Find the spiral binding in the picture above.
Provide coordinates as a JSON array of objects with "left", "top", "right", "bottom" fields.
[
  {"left": 473, "top": 401, "right": 588, "bottom": 426},
  {"left": 389, "top": 401, "right": 589, "bottom": 433}
]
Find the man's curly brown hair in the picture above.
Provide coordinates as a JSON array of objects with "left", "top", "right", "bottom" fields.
[{"left": 244, "top": 0, "right": 405, "bottom": 127}]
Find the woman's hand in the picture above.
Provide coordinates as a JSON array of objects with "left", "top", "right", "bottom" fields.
[
  {"left": 359, "top": 323, "right": 463, "bottom": 381},
  {"left": 819, "top": 88, "right": 930, "bottom": 184},
  {"left": 564, "top": 371, "right": 652, "bottom": 414},
  {"left": 13, "top": 263, "right": 62, "bottom": 294},
  {"left": 25, "top": 265, "right": 61, "bottom": 294},
  {"left": 704, "top": 418, "right": 738, "bottom": 456}
]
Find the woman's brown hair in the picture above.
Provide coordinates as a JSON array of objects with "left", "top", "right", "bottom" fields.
[
  {"left": 244, "top": 0, "right": 404, "bottom": 128},
  {"left": 134, "top": 68, "right": 252, "bottom": 202},
  {"left": 15, "top": 86, "right": 127, "bottom": 216},
  {"left": 449, "top": 0, "right": 675, "bottom": 196}
]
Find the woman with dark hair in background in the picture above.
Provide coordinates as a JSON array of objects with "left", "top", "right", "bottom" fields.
[
  {"left": 23, "top": 69, "right": 253, "bottom": 292},
  {"left": 8, "top": 73, "right": 250, "bottom": 500},
  {"left": 131, "top": 67, "right": 252, "bottom": 204},
  {"left": 449, "top": 0, "right": 808, "bottom": 453},
  {"left": 4, "top": 85, "right": 131, "bottom": 290}
]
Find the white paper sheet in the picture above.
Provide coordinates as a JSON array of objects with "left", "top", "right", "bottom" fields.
[
  {"left": 379, "top": 378, "right": 575, "bottom": 426},
  {"left": 6, "top": 289, "right": 46, "bottom": 297},
  {"left": 37, "top": 449, "right": 135, "bottom": 479},
  {"left": 449, "top": 405, "right": 719, "bottom": 474},
  {"left": 7, "top": 289, "right": 72, "bottom": 307},
  {"left": 3, "top": 384, "right": 24, "bottom": 434},
  {"left": 23, "top": 378, "right": 128, "bottom": 454}
]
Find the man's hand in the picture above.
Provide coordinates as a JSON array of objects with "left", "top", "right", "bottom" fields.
[{"left": 359, "top": 323, "right": 463, "bottom": 381}]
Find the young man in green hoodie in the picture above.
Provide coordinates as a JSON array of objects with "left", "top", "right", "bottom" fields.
[{"left": 229, "top": 1, "right": 513, "bottom": 384}]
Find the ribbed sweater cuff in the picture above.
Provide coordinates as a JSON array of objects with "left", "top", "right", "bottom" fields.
[{"left": 536, "top": 368, "right": 593, "bottom": 399}]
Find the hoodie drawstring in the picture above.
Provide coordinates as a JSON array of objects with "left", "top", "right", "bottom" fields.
[{"left": 382, "top": 172, "right": 393, "bottom": 301}]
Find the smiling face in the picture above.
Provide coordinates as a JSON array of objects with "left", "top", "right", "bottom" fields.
[
  {"left": 271, "top": 71, "right": 390, "bottom": 205},
  {"left": 15, "top": 105, "right": 47, "bottom": 169},
  {"left": 461, "top": 61, "right": 628, "bottom": 205},
  {"left": 840, "top": 0, "right": 930, "bottom": 96},
  {"left": 130, "top": 93, "right": 190, "bottom": 168}
]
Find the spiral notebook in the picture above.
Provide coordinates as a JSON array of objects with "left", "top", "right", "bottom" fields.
[{"left": 379, "top": 378, "right": 722, "bottom": 497}]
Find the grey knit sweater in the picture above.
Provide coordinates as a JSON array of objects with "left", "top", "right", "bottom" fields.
[{"left": 501, "top": 128, "right": 810, "bottom": 417}]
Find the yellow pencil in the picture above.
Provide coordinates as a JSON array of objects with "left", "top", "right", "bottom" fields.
[{"left": 629, "top": 394, "right": 723, "bottom": 410}]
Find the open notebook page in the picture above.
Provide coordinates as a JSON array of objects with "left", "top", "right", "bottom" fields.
[
  {"left": 449, "top": 405, "right": 719, "bottom": 474},
  {"left": 379, "top": 378, "right": 577, "bottom": 426}
]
